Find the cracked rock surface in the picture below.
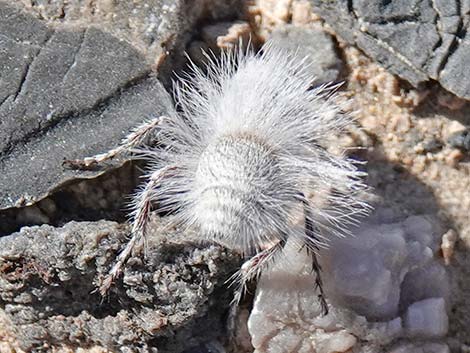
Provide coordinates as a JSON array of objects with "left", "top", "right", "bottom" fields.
[
  {"left": 0, "top": 220, "right": 239, "bottom": 352},
  {"left": 0, "top": 0, "right": 244, "bottom": 214},
  {"left": 309, "top": 0, "right": 470, "bottom": 100},
  {"left": 0, "top": 2, "right": 175, "bottom": 211},
  {"left": 16, "top": 0, "right": 244, "bottom": 68}
]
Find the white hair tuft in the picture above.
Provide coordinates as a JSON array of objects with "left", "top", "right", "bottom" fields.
[
  {"left": 89, "top": 41, "right": 371, "bottom": 313},
  {"left": 140, "top": 42, "right": 370, "bottom": 256}
]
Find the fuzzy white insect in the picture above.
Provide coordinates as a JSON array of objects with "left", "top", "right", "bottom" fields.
[{"left": 73, "top": 42, "right": 370, "bottom": 314}]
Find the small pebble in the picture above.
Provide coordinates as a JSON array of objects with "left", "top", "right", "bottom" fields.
[{"left": 448, "top": 129, "right": 470, "bottom": 151}]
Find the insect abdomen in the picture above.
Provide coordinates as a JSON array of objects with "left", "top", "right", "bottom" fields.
[{"left": 193, "top": 133, "right": 289, "bottom": 251}]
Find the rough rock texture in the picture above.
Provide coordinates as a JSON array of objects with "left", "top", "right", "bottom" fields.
[
  {"left": 309, "top": 0, "right": 470, "bottom": 100},
  {"left": 16, "top": 0, "right": 245, "bottom": 69},
  {"left": 324, "top": 215, "right": 449, "bottom": 321},
  {"left": 269, "top": 25, "right": 343, "bottom": 85},
  {"left": 0, "top": 2, "right": 175, "bottom": 212},
  {"left": 248, "top": 212, "right": 450, "bottom": 353},
  {"left": 0, "top": 219, "right": 239, "bottom": 352},
  {"left": 0, "top": 1, "right": 250, "bottom": 351}
]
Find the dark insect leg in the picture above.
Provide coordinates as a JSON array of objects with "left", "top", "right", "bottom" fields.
[{"left": 302, "top": 198, "right": 329, "bottom": 315}]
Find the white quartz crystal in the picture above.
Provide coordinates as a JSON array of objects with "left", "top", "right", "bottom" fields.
[
  {"left": 248, "top": 211, "right": 450, "bottom": 353},
  {"left": 388, "top": 342, "right": 450, "bottom": 353},
  {"left": 404, "top": 298, "right": 448, "bottom": 338}
]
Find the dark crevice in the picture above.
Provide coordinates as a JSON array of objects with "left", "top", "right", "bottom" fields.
[
  {"left": 435, "top": 36, "right": 460, "bottom": 79},
  {"left": 0, "top": 94, "right": 11, "bottom": 108},
  {"left": 428, "top": 0, "right": 465, "bottom": 77},
  {"left": 0, "top": 161, "right": 142, "bottom": 236},
  {"left": 12, "top": 30, "right": 54, "bottom": 102},
  {"left": 365, "top": 15, "right": 421, "bottom": 25},
  {"left": 12, "top": 55, "right": 34, "bottom": 102},
  {"left": 0, "top": 70, "right": 152, "bottom": 162},
  {"left": 430, "top": 35, "right": 443, "bottom": 53},
  {"left": 61, "top": 29, "right": 86, "bottom": 84},
  {"left": 434, "top": 4, "right": 463, "bottom": 78},
  {"left": 456, "top": 9, "right": 467, "bottom": 39},
  {"left": 430, "top": 0, "right": 443, "bottom": 48},
  {"left": 347, "top": 0, "right": 357, "bottom": 20}
]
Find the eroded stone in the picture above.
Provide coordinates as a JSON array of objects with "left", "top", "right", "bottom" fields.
[
  {"left": 0, "top": 219, "right": 239, "bottom": 352},
  {"left": 310, "top": 0, "right": 470, "bottom": 99}
]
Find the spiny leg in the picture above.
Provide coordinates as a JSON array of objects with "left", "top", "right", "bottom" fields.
[
  {"left": 302, "top": 198, "right": 329, "bottom": 315},
  {"left": 231, "top": 239, "right": 286, "bottom": 306},
  {"left": 99, "top": 165, "right": 176, "bottom": 296},
  {"left": 227, "top": 238, "right": 286, "bottom": 341},
  {"left": 64, "top": 115, "right": 168, "bottom": 169}
]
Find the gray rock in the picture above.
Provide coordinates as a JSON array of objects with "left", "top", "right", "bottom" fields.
[
  {"left": 15, "top": 0, "right": 246, "bottom": 83},
  {"left": 448, "top": 129, "right": 470, "bottom": 151},
  {"left": 0, "top": 220, "right": 240, "bottom": 352},
  {"left": 309, "top": 0, "right": 470, "bottom": 99},
  {"left": 0, "top": 5, "right": 150, "bottom": 154},
  {"left": 0, "top": 0, "right": 248, "bottom": 232},
  {"left": 269, "top": 25, "right": 343, "bottom": 85},
  {"left": 404, "top": 298, "right": 449, "bottom": 338},
  {"left": 0, "top": 2, "right": 176, "bottom": 212}
]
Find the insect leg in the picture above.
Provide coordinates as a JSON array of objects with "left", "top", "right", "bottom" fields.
[
  {"left": 301, "top": 198, "right": 329, "bottom": 315},
  {"left": 64, "top": 115, "right": 168, "bottom": 169},
  {"left": 99, "top": 165, "right": 176, "bottom": 296},
  {"left": 232, "top": 239, "right": 287, "bottom": 306},
  {"left": 227, "top": 238, "right": 287, "bottom": 342}
]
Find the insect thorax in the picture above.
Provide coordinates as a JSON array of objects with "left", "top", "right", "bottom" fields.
[{"left": 193, "top": 133, "right": 294, "bottom": 253}]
